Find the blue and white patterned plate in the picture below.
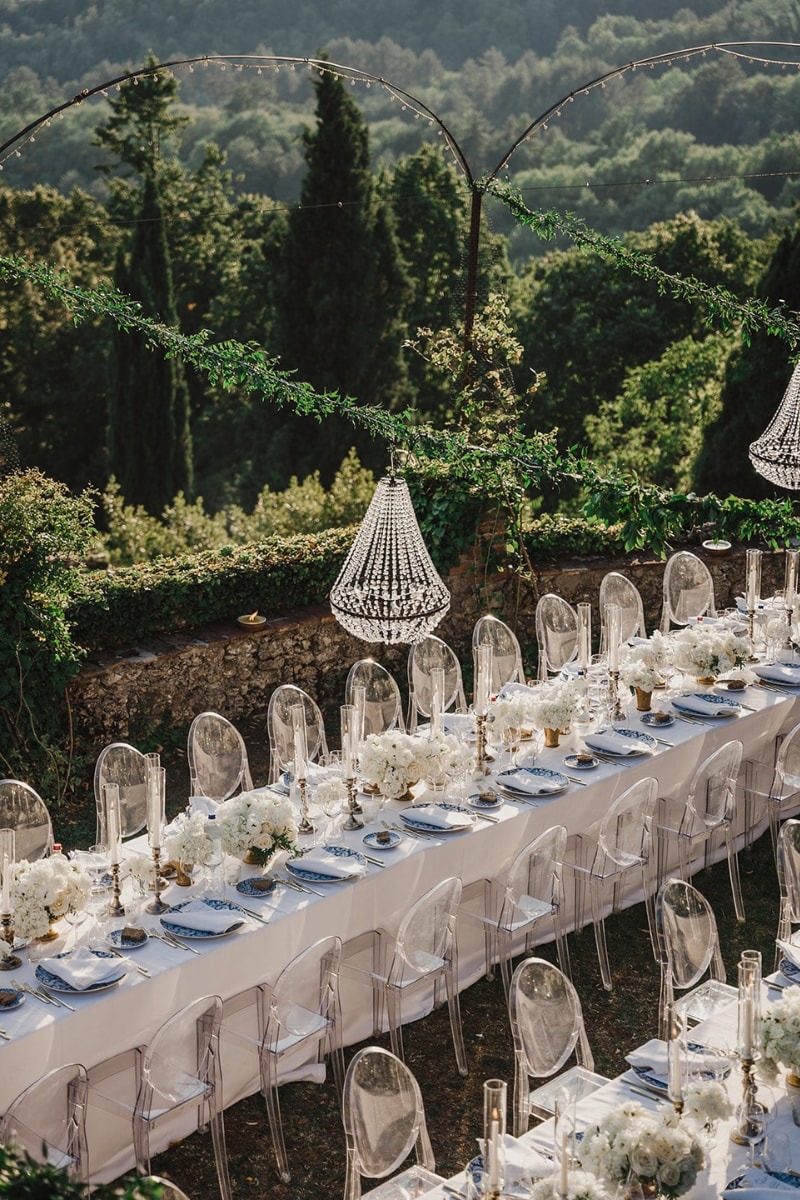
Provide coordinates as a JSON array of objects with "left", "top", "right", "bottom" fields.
[
  {"left": 584, "top": 727, "right": 657, "bottom": 755},
  {"left": 35, "top": 949, "right": 126, "bottom": 994},
  {"left": 401, "top": 802, "right": 474, "bottom": 834},
  {"left": 0, "top": 986, "right": 24, "bottom": 1010},
  {"left": 287, "top": 844, "right": 367, "bottom": 883},
  {"left": 362, "top": 830, "right": 401, "bottom": 851},
  {"left": 467, "top": 792, "right": 503, "bottom": 811},
  {"left": 726, "top": 1170, "right": 800, "bottom": 1190},
  {"left": 161, "top": 898, "right": 245, "bottom": 939},
  {"left": 235, "top": 876, "right": 278, "bottom": 897},
  {"left": 780, "top": 957, "right": 800, "bottom": 985},
  {"left": 496, "top": 766, "right": 569, "bottom": 796},
  {"left": 632, "top": 1042, "right": 731, "bottom": 1092},
  {"left": 640, "top": 711, "right": 675, "bottom": 728},
  {"left": 563, "top": 752, "right": 599, "bottom": 770},
  {"left": 672, "top": 693, "right": 740, "bottom": 717},
  {"left": 108, "top": 927, "right": 149, "bottom": 950}
]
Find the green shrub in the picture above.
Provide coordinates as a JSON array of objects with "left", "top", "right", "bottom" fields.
[{"left": 0, "top": 1142, "right": 168, "bottom": 1197}]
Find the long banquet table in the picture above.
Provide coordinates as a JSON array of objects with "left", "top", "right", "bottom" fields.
[{"left": 0, "top": 680, "right": 797, "bottom": 1182}]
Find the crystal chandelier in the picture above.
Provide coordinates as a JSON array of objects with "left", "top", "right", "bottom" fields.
[
  {"left": 749, "top": 360, "right": 800, "bottom": 489},
  {"left": 330, "top": 474, "right": 450, "bottom": 645}
]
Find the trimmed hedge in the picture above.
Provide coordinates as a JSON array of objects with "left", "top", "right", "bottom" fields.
[{"left": 69, "top": 526, "right": 357, "bottom": 651}]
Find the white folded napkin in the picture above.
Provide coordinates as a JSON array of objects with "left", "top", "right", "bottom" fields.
[
  {"left": 722, "top": 1167, "right": 797, "bottom": 1195},
  {"left": 475, "top": 1134, "right": 551, "bottom": 1194},
  {"left": 673, "top": 693, "right": 738, "bottom": 717},
  {"left": 165, "top": 900, "right": 243, "bottom": 933},
  {"left": 406, "top": 804, "right": 473, "bottom": 829},
  {"left": 584, "top": 731, "right": 640, "bottom": 756},
  {"left": 754, "top": 663, "right": 800, "bottom": 685},
  {"left": 40, "top": 947, "right": 124, "bottom": 990},
  {"left": 776, "top": 938, "right": 800, "bottom": 970},
  {"left": 498, "top": 770, "right": 564, "bottom": 796},
  {"left": 443, "top": 712, "right": 476, "bottom": 737},
  {"left": 188, "top": 795, "right": 219, "bottom": 816},
  {"left": 294, "top": 848, "right": 368, "bottom": 878},
  {"left": 625, "top": 1038, "right": 734, "bottom": 1081}
]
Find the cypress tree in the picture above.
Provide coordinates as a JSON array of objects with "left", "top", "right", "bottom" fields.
[
  {"left": 693, "top": 222, "right": 800, "bottom": 500},
  {"left": 108, "top": 171, "right": 193, "bottom": 513},
  {"left": 272, "top": 67, "right": 409, "bottom": 483}
]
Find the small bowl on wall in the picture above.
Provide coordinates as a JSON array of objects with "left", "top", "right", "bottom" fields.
[
  {"left": 702, "top": 539, "right": 732, "bottom": 557},
  {"left": 237, "top": 613, "right": 267, "bottom": 630}
]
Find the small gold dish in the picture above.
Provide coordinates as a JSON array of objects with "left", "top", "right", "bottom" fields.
[{"left": 238, "top": 611, "right": 267, "bottom": 630}]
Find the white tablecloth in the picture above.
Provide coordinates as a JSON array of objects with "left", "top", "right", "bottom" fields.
[{"left": 0, "top": 682, "right": 795, "bottom": 1182}]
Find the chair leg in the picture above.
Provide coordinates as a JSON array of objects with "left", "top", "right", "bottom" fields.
[
  {"left": 444, "top": 963, "right": 468, "bottom": 1077},
  {"left": 260, "top": 1050, "right": 290, "bottom": 1183},
  {"left": 209, "top": 1098, "right": 233, "bottom": 1200},
  {"left": 132, "top": 1115, "right": 151, "bottom": 1177},
  {"left": 589, "top": 878, "right": 612, "bottom": 992},
  {"left": 386, "top": 987, "right": 406, "bottom": 1063},
  {"left": 512, "top": 1059, "right": 529, "bottom": 1138},
  {"left": 724, "top": 826, "right": 746, "bottom": 923}
]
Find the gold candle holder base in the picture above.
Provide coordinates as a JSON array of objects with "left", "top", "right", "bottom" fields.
[
  {"left": 146, "top": 846, "right": 169, "bottom": 915},
  {"left": 342, "top": 777, "right": 363, "bottom": 831},
  {"left": 108, "top": 860, "right": 126, "bottom": 918},
  {"left": 0, "top": 913, "right": 21, "bottom": 970},
  {"left": 610, "top": 668, "right": 626, "bottom": 722},
  {"left": 297, "top": 777, "right": 315, "bottom": 836},
  {"left": 730, "top": 1056, "right": 759, "bottom": 1146},
  {"left": 474, "top": 712, "right": 491, "bottom": 776}
]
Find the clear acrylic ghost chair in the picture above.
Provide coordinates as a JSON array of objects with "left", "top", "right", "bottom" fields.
[
  {"left": 0, "top": 779, "right": 52, "bottom": 861},
  {"left": 342, "top": 1046, "right": 443, "bottom": 1200},
  {"left": 776, "top": 819, "right": 800, "bottom": 972},
  {"left": 535, "top": 595, "right": 578, "bottom": 680},
  {"left": 341, "top": 876, "right": 467, "bottom": 1076},
  {"left": 508, "top": 957, "right": 608, "bottom": 1136},
  {"left": 187, "top": 711, "right": 254, "bottom": 800},
  {"left": 93, "top": 742, "right": 147, "bottom": 846},
  {"left": 599, "top": 571, "right": 646, "bottom": 647},
  {"left": 569, "top": 777, "right": 658, "bottom": 992},
  {"left": 460, "top": 825, "right": 570, "bottom": 999},
  {"left": 655, "top": 877, "right": 735, "bottom": 1041},
  {"left": 655, "top": 739, "right": 745, "bottom": 922},
  {"left": 267, "top": 683, "right": 329, "bottom": 783},
  {"left": 659, "top": 550, "right": 716, "bottom": 631},
  {"left": 221, "top": 935, "right": 344, "bottom": 1184},
  {"left": 88, "top": 994, "right": 231, "bottom": 1200},
  {"left": 406, "top": 636, "right": 467, "bottom": 731},
  {"left": 0, "top": 1063, "right": 89, "bottom": 1181},
  {"left": 742, "top": 717, "right": 800, "bottom": 863},
  {"left": 472, "top": 614, "right": 525, "bottom": 692},
  {"left": 345, "top": 659, "right": 405, "bottom": 735}
]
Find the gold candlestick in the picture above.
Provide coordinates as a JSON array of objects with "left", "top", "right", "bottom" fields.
[
  {"left": 108, "top": 861, "right": 126, "bottom": 918},
  {"left": 475, "top": 712, "right": 491, "bottom": 776},
  {"left": 342, "top": 776, "right": 363, "bottom": 831},
  {"left": 0, "top": 913, "right": 21, "bottom": 970},
  {"left": 146, "top": 846, "right": 169, "bottom": 915},
  {"left": 730, "top": 1057, "right": 759, "bottom": 1146},
  {"left": 610, "top": 668, "right": 626, "bottom": 722},
  {"left": 297, "top": 777, "right": 315, "bottom": 835}
]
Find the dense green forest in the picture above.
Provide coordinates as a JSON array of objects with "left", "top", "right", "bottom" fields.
[{"left": 2, "top": 0, "right": 800, "bottom": 538}]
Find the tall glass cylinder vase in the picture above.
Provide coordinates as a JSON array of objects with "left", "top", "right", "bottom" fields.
[
  {"left": 736, "top": 951, "right": 761, "bottom": 1062},
  {"left": 577, "top": 602, "right": 592, "bottom": 673},
  {"left": 0, "top": 828, "right": 19, "bottom": 970},
  {"left": 430, "top": 667, "right": 445, "bottom": 738},
  {"left": 145, "top": 752, "right": 164, "bottom": 850},
  {"left": 482, "top": 1079, "right": 506, "bottom": 1198}
]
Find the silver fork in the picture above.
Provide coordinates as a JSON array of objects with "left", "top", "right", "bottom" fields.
[
  {"left": 0, "top": 1028, "right": 9, "bottom": 1041},
  {"left": 103, "top": 945, "right": 150, "bottom": 977}
]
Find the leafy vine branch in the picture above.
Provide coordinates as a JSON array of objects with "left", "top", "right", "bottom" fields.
[{"left": 486, "top": 183, "right": 800, "bottom": 352}]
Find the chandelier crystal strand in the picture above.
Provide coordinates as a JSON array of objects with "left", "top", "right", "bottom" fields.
[
  {"left": 749, "top": 361, "right": 800, "bottom": 489},
  {"left": 330, "top": 476, "right": 450, "bottom": 645}
]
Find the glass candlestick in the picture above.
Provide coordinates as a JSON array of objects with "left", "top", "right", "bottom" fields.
[
  {"left": 577, "top": 602, "right": 592, "bottom": 673},
  {"left": 340, "top": 704, "right": 363, "bottom": 831},
  {"left": 745, "top": 548, "right": 762, "bottom": 646},
  {"left": 785, "top": 549, "right": 799, "bottom": 648},
  {"left": 0, "top": 831, "right": 20, "bottom": 970},
  {"left": 483, "top": 1079, "right": 506, "bottom": 1199},
  {"left": 731, "top": 952, "right": 762, "bottom": 1146}
]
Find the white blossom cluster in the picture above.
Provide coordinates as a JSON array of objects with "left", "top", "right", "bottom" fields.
[
  {"left": 531, "top": 1169, "right": 611, "bottom": 1199},
  {"left": 164, "top": 810, "right": 215, "bottom": 867},
  {"left": 413, "top": 732, "right": 473, "bottom": 785},
  {"left": 528, "top": 678, "right": 579, "bottom": 733},
  {"left": 215, "top": 789, "right": 298, "bottom": 860},
  {"left": 579, "top": 1100, "right": 704, "bottom": 1199},
  {"left": 759, "top": 989, "right": 800, "bottom": 1077},
  {"left": 359, "top": 732, "right": 423, "bottom": 799},
  {"left": 620, "top": 631, "right": 672, "bottom": 692},
  {"left": 313, "top": 775, "right": 349, "bottom": 809},
  {"left": 10, "top": 853, "right": 91, "bottom": 941},
  {"left": 489, "top": 690, "right": 539, "bottom": 738},
  {"left": 671, "top": 624, "right": 750, "bottom": 679},
  {"left": 682, "top": 1079, "right": 733, "bottom": 1128}
]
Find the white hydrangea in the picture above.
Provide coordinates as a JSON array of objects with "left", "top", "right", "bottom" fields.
[
  {"left": 759, "top": 989, "right": 800, "bottom": 1075},
  {"left": 313, "top": 776, "right": 348, "bottom": 809},
  {"left": 489, "top": 690, "right": 538, "bottom": 738},
  {"left": 683, "top": 1079, "right": 733, "bottom": 1128},
  {"left": 529, "top": 679, "right": 579, "bottom": 733},
  {"left": 579, "top": 1103, "right": 704, "bottom": 1199},
  {"left": 359, "top": 732, "right": 423, "bottom": 800},
  {"left": 215, "top": 789, "right": 298, "bottom": 859},
  {"left": 10, "top": 854, "right": 91, "bottom": 941},
  {"left": 620, "top": 631, "right": 673, "bottom": 692},
  {"left": 671, "top": 624, "right": 751, "bottom": 679},
  {"left": 164, "top": 810, "right": 215, "bottom": 867},
  {"left": 531, "top": 1169, "right": 610, "bottom": 1199},
  {"left": 413, "top": 732, "right": 473, "bottom": 784}
]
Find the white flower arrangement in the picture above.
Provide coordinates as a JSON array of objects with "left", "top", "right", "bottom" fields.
[
  {"left": 759, "top": 988, "right": 800, "bottom": 1077},
  {"left": 164, "top": 810, "right": 215, "bottom": 867},
  {"left": 313, "top": 775, "right": 349, "bottom": 809},
  {"left": 620, "top": 632, "right": 673, "bottom": 693},
  {"left": 414, "top": 732, "right": 473, "bottom": 785},
  {"left": 529, "top": 679, "right": 579, "bottom": 733},
  {"left": 359, "top": 731, "right": 423, "bottom": 799},
  {"left": 682, "top": 1079, "right": 733, "bottom": 1130},
  {"left": 9, "top": 854, "right": 92, "bottom": 942},
  {"left": 489, "top": 690, "right": 538, "bottom": 738},
  {"left": 578, "top": 1100, "right": 704, "bottom": 1199},
  {"left": 531, "top": 1169, "right": 611, "bottom": 1199},
  {"left": 671, "top": 624, "right": 751, "bottom": 680},
  {"left": 215, "top": 789, "right": 298, "bottom": 862}
]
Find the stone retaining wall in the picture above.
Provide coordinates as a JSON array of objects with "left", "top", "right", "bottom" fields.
[{"left": 68, "top": 543, "right": 785, "bottom": 746}]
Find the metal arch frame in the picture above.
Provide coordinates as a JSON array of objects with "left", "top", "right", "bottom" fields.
[{"left": 2, "top": 42, "right": 800, "bottom": 347}]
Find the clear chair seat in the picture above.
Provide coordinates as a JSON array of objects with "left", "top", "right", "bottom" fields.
[
  {"left": 673, "top": 979, "right": 737, "bottom": 1027},
  {"left": 526, "top": 1064, "right": 609, "bottom": 1119},
  {"left": 363, "top": 1165, "right": 444, "bottom": 1198}
]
